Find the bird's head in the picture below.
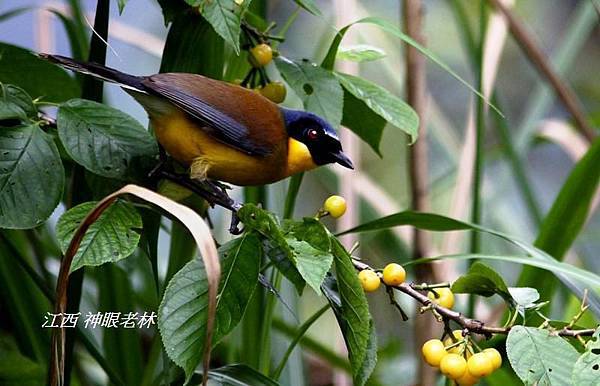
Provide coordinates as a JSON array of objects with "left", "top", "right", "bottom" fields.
[{"left": 281, "top": 108, "right": 354, "bottom": 170}]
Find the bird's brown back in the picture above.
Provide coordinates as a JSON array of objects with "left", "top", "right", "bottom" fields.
[{"left": 144, "top": 73, "right": 287, "bottom": 152}]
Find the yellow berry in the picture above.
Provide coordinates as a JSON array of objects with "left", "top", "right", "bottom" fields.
[
  {"left": 440, "top": 353, "right": 467, "bottom": 380},
  {"left": 428, "top": 287, "right": 455, "bottom": 309},
  {"left": 456, "top": 370, "right": 480, "bottom": 386},
  {"left": 467, "top": 352, "right": 494, "bottom": 377},
  {"left": 422, "top": 339, "right": 447, "bottom": 367},
  {"left": 248, "top": 43, "right": 273, "bottom": 67},
  {"left": 259, "top": 81, "right": 286, "bottom": 103},
  {"left": 443, "top": 330, "right": 465, "bottom": 354},
  {"left": 358, "top": 270, "right": 380, "bottom": 292},
  {"left": 382, "top": 263, "right": 406, "bottom": 286},
  {"left": 323, "top": 195, "right": 347, "bottom": 218},
  {"left": 483, "top": 348, "right": 502, "bottom": 370}
]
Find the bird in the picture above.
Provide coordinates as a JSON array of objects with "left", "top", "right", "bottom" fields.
[{"left": 39, "top": 54, "right": 353, "bottom": 187}]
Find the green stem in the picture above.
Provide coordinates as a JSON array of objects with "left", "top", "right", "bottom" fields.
[
  {"left": 468, "top": 1, "right": 488, "bottom": 317},
  {"left": 258, "top": 269, "right": 282, "bottom": 374},
  {"left": 469, "top": 2, "right": 488, "bottom": 253},
  {"left": 272, "top": 318, "right": 351, "bottom": 372},
  {"left": 283, "top": 173, "right": 304, "bottom": 219},
  {"left": 271, "top": 304, "right": 329, "bottom": 379}
]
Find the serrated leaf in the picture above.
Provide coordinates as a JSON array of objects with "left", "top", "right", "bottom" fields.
[
  {"left": 287, "top": 238, "right": 333, "bottom": 294},
  {"left": 451, "top": 262, "right": 511, "bottom": 302},
  {"left": 159, "top": 232, "right": 262, "bottom": 381},
  {"left": 572, "top": 329, "right": 600, "bottom": 386},
  {"left": 507, "top": 287, "right": 540, "bottom": 308},
  {"left": 275, "top": 57, "right": 343, "bottom": 127},
  {"left": 57, "top": 99, "right": 158, "bottom": 179},
  {"left": 199, "top": 0, "right": 252, "bottom": 54},
  {"left": 330, "top": 238, "right": 374, "bottom": 385},
  {"left": 335, "top": 72, "right": 418, "bottom": 143},
  {"left": 341, "top": 89, "right": 386, "bottom": 156},
  {"left": 0, "top": 84, "right": 36, "bottom": 120},
  {"left": 337, "top": 44, "right": 386, "bottom": 62},
  {"left": 292, "top": 0, "right": 321, "bottom": 15},
  {"left": 263, "top": 238, "right": 305, "bottom": 295},
  {"left": 0, "top": 43, "right": 79, "bottom": 102},
  {"left": 287, "top": 217, "right": 331, "bottom": 252},
  {"left": 56, "top": 200, "right": 142, "bottom": 272},
  {"left": 0, "top": 124, "right": 64, "bottom": 229},
  {"left": 507, "top": 326, "right": 579, "bottom": 385}
]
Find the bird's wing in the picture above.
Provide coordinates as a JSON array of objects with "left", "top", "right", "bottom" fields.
[{"left": 143, "top": 76, "right": 271, "bottom": 156}]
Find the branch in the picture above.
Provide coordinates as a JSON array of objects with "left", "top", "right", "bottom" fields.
[
  {"left": 351, "top": 258, "right": 596, "bottom": 338},
  {"left": 487, "top": 0, "right": 596, "bottom": 142}
]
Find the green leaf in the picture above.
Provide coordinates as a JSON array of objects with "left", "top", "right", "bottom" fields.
[
  {"left": 339, "top": 211, "right": 473, "bottom": 235},
  {"left": 507, "top": 287, "right": 540, "bottom": 308},
  {"left": 334, "top": 72, "right": 418, "bottom": 143},
  {"left": 0, "top": 84, "right": 36, "bottom": 120},
  {"left": 0, "top": 124, "right": 64, "bottom": 229},
  {"left": 337, "top": 44, "right": 386, "bottom": 62},
  {"left": 159, "top": 232, "right": 262, "bottom": 381},
  {"left": 341, "top": 89, "right": 386, "bottom": 156},
  {"left": 57, "top": 99, "right": 158, "bottom": 179},
  {"left": 202, "top": 364, "right": 280, "bottom": 385},
  {"left": 414, "top": 254, "right": 600, "bottom": 292},
  {"left": 116, "top": 0, "right": 127, "bottom": 14},
  {"left": 572, "top": 328, "right": 600, "bottom": 386},
  {"left": 330, "top": 238, "right": 374, "bottom": 385},
  {"left": 286, "top": 217, "right": 331, "bottom": 252},
  {"left": 238, "top": 204, "right": 294, "bottom": 259},
  {"left": 287, "top": 238, "right": 333, "bottom": 294},
  {"left": 320, "top": 17, "right": 500, "bottom": 116},
  {"left": 200, "top": 0, "right": 252, "bottom": 55},
  {"left": 507, "top": 326, "right": 579, "bottom": 385},
  {"left": 275, "top": 57, "right": 343, "bottom": 127},
  {"left": 451, "top": 262, "right": 511, "bottom": 302},
  {"left": 292, "top": 0, "right": 321, "bottom": 16},
  {"left": 56, "top": 200, "right": 142, "bottom": 272},
  {"left": 0, "top": 43, "right": 79, "bottom": 102},
  {"left": 263, "top": 238, "right": 305, "bottom": 295},
  {"left": 518, "top": 138, "right": 600, "bottom": 300}
]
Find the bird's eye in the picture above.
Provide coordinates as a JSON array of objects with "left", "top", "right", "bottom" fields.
[{"left": 307, "top": 128, "right": 319, "bottom": 140}]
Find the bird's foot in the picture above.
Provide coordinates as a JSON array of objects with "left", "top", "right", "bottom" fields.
[{"left": 154, "top": 171, "right": 244, "bottom": 234}]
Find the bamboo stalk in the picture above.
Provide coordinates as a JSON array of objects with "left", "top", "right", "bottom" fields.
[{"left": 402, "top": 1, "right": 439, "bottom": 385}]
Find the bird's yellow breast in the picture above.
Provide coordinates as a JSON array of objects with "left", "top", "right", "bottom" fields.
[{"left": 150, "top": 110, "right": 317, "bottom": 186}]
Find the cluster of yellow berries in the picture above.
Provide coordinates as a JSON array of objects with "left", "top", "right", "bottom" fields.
[
  {"left": 357, "top": 263, "right": 407, "bottom": 292},
  {"left": 422, "top": 331, "right": 502, "bottom": 385},
  {"left": 234, "top": 43, "right": 286, "bottom": 104}
]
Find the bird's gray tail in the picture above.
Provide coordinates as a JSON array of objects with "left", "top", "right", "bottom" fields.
[{"left": 39, "top": 53, "right": 145, "bottom": 92}]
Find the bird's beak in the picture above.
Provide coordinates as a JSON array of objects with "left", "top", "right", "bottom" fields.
[{"left": 331, "top": 150, "right": 354, "bottom": 169}]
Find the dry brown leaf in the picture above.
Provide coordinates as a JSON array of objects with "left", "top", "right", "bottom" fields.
[{"left": 50, "top": 184, "right": 220, "bottom": 386}]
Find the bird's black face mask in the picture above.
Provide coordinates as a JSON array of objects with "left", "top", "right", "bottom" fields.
[{"left": 282, "top": 109, "right": 354, "bottom": 169}]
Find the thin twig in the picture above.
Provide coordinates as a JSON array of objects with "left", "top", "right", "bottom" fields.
[
  {"left": 352, "top": 258, "right": 596, "bottom": 338},
  {"left": 487, "top": 0, "right": 596, "bottom": 142}
]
